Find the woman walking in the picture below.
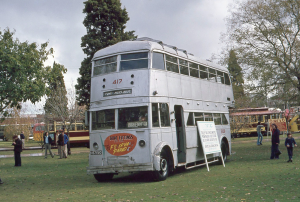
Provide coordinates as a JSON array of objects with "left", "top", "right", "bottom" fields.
[{"left": 270, "top": 124, "right": 280, "bottom": 159}]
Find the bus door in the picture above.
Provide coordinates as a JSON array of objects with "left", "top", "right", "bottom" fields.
[{"left": 174, "top": 105, "right": 186, "bottom": 163}]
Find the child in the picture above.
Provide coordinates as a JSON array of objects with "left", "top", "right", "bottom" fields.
[{"left": 285, "top": 133, "right": 297, "bottom": 162}]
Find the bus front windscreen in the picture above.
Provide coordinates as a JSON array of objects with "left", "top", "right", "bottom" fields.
[{"left": 118, "top": 106, "right": 148, "bottom": 129}]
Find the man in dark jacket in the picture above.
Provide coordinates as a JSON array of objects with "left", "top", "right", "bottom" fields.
[
  {"left": 12, "top": 135, "right": 22, "bottom": 166},
  {"left": 44, "top": 132, "right": 54, "bottom": 158}
]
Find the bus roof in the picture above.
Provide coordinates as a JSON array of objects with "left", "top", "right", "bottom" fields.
[{"left": 93, "top": 37, "right": 228, "bottom": 72}]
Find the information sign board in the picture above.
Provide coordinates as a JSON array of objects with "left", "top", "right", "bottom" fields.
[{"left": 197, "top": 121, "right": 224, "bottom": 171}]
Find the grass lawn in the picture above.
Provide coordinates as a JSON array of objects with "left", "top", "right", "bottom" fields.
[{"left": 1, "top": 134, "right": 300, "bottom": 201}]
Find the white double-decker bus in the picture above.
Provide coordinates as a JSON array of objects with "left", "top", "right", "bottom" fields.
[{"left": 87, "top": 37, "right": 235, "bottom": 181}]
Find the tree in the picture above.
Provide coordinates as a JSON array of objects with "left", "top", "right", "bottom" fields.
[
  {"left": 0, "top": 28, "right": 53, "bottom": 117},
  {"left": 44, "top": 62, "right": 68, "bottom": 120},
  {"left": 227, "top": 50, "right": 246, "bottom": 103},
  {"left": 224, "top": 0, "right": 300, "bottom": 104},
  {"left": 76, "top": 0, "right": 137, "bottom": 107},
  {"left": 3, "top": 107, "right": 32, "bottom": 141},
  {"left": 44, "top": 78, "right": 86, "bottom": 154}
]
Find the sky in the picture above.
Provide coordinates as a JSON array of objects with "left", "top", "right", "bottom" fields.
[{"left": 0, "top": 0, "right": 238, "bottom": 113}]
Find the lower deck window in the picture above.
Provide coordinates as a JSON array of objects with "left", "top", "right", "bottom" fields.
[
  {"left": 118, "top": 106, "right": 148, "bottom": 129},
  {"left": 187, "top": 112, "right": 229, "bottom": 126},
  {"left": 152, "top": 103, "right": 171, "bottom": 127},
  {"left": 92, "top": 109, "right": 115, "bottom": 130}
]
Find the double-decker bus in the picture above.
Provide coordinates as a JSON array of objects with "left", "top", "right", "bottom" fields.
[
  {"left": 230, "top": 107, "right": 284, "bottom": 137},
  {"left": 32, "top": 121, "right": 89, "bottom": 147},
  {"left": 87, "top": 37, "right": 235, "bottom": 181}
]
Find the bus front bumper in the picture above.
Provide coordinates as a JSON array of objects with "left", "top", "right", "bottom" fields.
[{"left": 87, "top": 163, "right": 154, "bottom": 175}]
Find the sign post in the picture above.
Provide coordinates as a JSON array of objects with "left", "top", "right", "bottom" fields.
[{"left": 197, "top": 121, "right": 224, "bottom": 171}]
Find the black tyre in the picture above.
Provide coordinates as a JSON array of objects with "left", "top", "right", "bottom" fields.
[
  {"left": 94, "top": 173, "right": 114, "bottom": 182},
  {"left": 153, "top": 151, "right": 169, "bottom": 181}
]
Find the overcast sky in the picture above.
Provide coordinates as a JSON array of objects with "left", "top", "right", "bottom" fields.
[{"left": 1, "top": 0, "right": 238, "bottom": 112}]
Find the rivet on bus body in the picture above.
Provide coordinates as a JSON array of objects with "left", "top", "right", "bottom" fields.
[
  {"left": 131, "top": 74, "right": 134, "bottom": 78},
  {"left": 103, "top": 78, "right": 106, "bottom": 82},
  {"left": 153, "top": 91, "right": 158, "bottom": 95},
  {"left": 102, "top": 85, "right": 105, "bottom": 88},
  {"left": 187, "top": 102, "right": 190, "bottom": 105},
  {"left": 197, "top": 103, "right": 200, "bottom": 105},
  {"left": 206, "top": 103, "right": 209, "bottom": 106},
  {"left": 215, "top": 104, "right": 218, "bottom": 107},
  {"left": 131, "top": 81, "right": 134, "bottom": 85}
]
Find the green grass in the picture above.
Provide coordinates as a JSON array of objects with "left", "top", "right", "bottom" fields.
[{"left": 1, "top": 135, "right": 300, "bottom": 201}]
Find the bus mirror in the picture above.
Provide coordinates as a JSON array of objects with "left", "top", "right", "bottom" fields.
[{"left": 85, "top": 111, "right": 89, "bottom": 126}]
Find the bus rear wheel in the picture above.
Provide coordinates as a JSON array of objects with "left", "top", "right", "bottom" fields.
[
  {"left": 94, "top": 173, "right": 114, "bottom": 182},
  {"left": 153, "top": 151, "right": 169, "bottom": 181}
]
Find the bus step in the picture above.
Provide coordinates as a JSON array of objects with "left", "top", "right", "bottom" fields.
[{"left": 177, "top": 163, "right": 186, "bottom": 167}]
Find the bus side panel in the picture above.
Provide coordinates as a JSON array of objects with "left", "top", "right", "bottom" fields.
[
  {"left": 167, "top": 73, "right": 182, "bottom": 98},
  {"left": 181, "top": 76, "right": 192, "bottom": 99},
  {"left": 150, "top": 70, "right": 169, "bottom": 97},
  {"left": 185, "top": 127, "right": 205, "bottom": 163}
]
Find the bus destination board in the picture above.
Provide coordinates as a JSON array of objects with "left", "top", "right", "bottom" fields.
[{"left": 103, "top": 89, "right": 132, "bottom": 97}]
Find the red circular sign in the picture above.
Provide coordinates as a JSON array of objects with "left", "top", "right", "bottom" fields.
[{"left": 104, "top": 133, "right": 137, "bottom": 156}]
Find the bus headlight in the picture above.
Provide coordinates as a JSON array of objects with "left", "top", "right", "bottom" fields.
[
  {"left": 93, "top": 142, "right": 99, "bottom": 150},
  {"left": 139, "top": 140, "right": 146, "bottom": 147}
]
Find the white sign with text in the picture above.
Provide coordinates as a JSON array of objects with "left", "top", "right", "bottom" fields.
[{"left": 197, "top": 121, "right": 224, "bottom": 171}]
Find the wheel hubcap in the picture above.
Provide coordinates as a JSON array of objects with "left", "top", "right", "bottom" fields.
[{"left": 160, "top": 159, "right": 167, "bottom": 174}]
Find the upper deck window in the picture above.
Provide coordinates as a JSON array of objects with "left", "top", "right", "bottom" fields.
[
  {"left": 199, "top": 65, "right": 208, "bottom": 79},
  {"left": 217, "top": 71, "right": 224, "bottom": 84},
  {"left": 179, "top": 59, "right": 189, "bottom": 76},
  {"left": 120, "top": 52, "right": 148, "bottom": 71},
  {"left": 166, "top": 55, "right": 179, "bottom": 73},
  {"left": 224, "top": 73, "right": 231, "bottom": 85},
  {"left": 189, "top": 62, "right": 199, "bottom": 78},
  {"left": 94, "top": 56, "right": 117, "bottom": 76},
  {"left": 152, "top": 52, "right": 165, "bottom": 70},
  {"left": 208, "top": 68, "right": 216, "bottom": 82}
]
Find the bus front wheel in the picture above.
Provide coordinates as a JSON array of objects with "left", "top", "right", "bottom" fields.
[
  {"left": 94, "top": 173, "right": 114, "bottom": 182},
  {"left": 153, "top": 151, "right": 169, "bottom": 181}
]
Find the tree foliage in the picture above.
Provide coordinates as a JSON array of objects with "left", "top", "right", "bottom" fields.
[
  {"left": 0, "top": 28, "right": 53, "bottom": 117},
  {"left": 227, "top": 50, "right": 245, "bottom": 101},
  {"left": 3, "top": 108, "right": 32, "bottom": 141},
  {"left": 44, "top": 62, "right": 68, "bottom": 120},
  {"left": 76, "top": 0, "right": 137, "bottom": 107},
  {"left": 225, "top": 0, "right": 300, "bottom": 105}
]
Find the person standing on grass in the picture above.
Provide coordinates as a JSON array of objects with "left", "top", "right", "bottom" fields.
[
  {"left": 44, "top": 132, "right": 54, "bottom": 159},
  {"left": 0, "top": 178, "right": 3, "bottom": 184},
  {"left": 63, "top": 131, "right": 68, "bottom": 158},
  {"left": 257, "top": 122, "right": 264, "bottom": 145},
  {"left": 12, "top": 135, "right": 22, "bottom": 166},
  {"left": 285, "top": 132, "right": 297, "bottom": 162},
  {"left": 57, "top": 131, "right": 65, "bottom": 159},
  {"left": 270, "top": 123, "right": 280, "bottom": 159},
  {"left": 20, "top": 131, "right": 25, "bottom": 149}
]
